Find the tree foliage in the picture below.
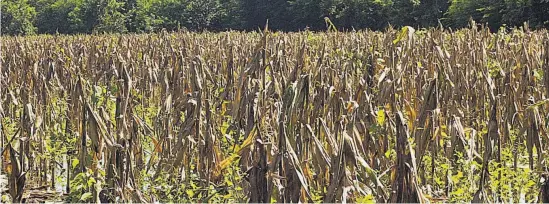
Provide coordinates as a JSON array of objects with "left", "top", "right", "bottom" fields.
[
  {"left": 94, "top": 0, "right": 127, "bottom": 33},
  {"left": 1, "top": 0, "right": 37, "bottom": 35},
  {"left": 445, "top": 0, "right": 533, "bottom": 30},
  {"left": 1, "top": 0, "right": 549, "bottom": 35}
]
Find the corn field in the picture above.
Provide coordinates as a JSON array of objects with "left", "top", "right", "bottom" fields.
[{"left": 1, "top": 24, "right": 549, "bottom": 203}]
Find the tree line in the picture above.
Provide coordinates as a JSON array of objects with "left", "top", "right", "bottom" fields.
[{"left": 1, "top": 0, "right": 548, "bottom": 35}]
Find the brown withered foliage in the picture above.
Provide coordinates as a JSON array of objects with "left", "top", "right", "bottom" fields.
[{"left": 1, "top": 24, "right": 549, "bottom": 203}]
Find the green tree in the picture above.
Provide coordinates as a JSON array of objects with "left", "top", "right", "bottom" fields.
[
  {"left": 530, "top": 0, "right": 549, "bottom": 28},
  {"left": 390, "top": 0, "right": 448, "bottom": 27},
  {"left": 445, "top": 0, "right": 532, "bottom": 30},
  {"left": 151, "top": 0, "right": 226, "bottom": 31},
  {"left": 239, "top": 0, "right": 290, "bottom": 30},
  {"left": 328, "top": 0, "right": 391, "bottom": 30},
  {"left": 34, "top": 0, "right": 82, "bottom": 34},
  {"left": 125, "top": 0, "right": 163, "bottom": 32},
  {"left": 215, "top": 0, "right": 242, "bottom": 30},
  {"left": 500, "top": 0, "right": 532, "bottom": 27},
  {"left": 445, "top": 0, "right": 486, "bottom": 28},
  {"left": 94, "top": 0, "right": 127, "bottom": 33},
  {"left": 68, "top": 0, "right": 127, "bottom": 34},
  {"left": 287, "top": 0, "right": 327, "bottom": 30},
  {"left": 289, "top": 0, "right": 392, "bottom": 31},
  {"left": 68, "top": 0, "right": 101, "bottom": 33},
  {"left": 1, "top": 0, "right": 37, "bottom": 35}
]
